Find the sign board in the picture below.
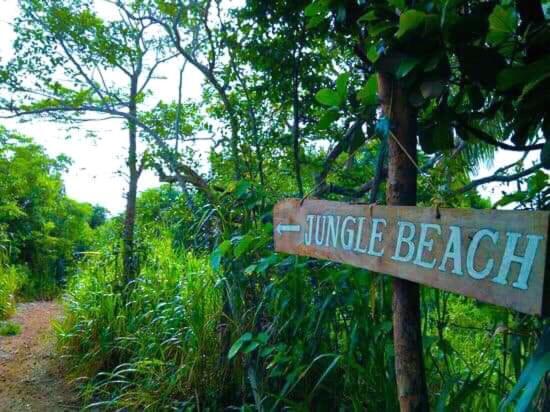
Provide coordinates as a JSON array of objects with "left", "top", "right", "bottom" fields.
[{"left": 274, "top": 199, "right": 550, "bottom": 316}]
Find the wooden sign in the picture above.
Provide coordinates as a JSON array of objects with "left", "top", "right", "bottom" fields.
[{"left": 274, "top": 199, "right": 550, "bottom": 316}]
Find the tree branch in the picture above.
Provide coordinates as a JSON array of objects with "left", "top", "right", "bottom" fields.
[
  {"left": 454, "top": 163, "right": 544, "bottom": 194},
  {"left": 457, "top": 120, "right": 544, "bottom": 152}
]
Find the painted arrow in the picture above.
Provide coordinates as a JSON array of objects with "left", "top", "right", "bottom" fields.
[{"left": 276, "top": 223, "right": 301, "bottom": 235}]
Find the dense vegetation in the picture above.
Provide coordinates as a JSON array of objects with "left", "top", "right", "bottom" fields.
[
  {"left": 0, "top": 0, "right": 549, "bottom": 411},
  {"left": 0, "top": 127, "right": 101, "bottom": 316}
]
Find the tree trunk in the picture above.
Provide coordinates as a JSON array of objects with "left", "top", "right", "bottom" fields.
[
  {"left": 291, "top": 43, "right": 304, "bottom": 197},
  {"left": 122, "top": 76, "right": 139, "bottom": 284},
  {"left": 379, "top": 72, "right": 429, "bottom": 412}
]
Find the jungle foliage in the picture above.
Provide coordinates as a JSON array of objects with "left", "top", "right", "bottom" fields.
[
  {"left": 0, "top": 127, "right": 98, "bottom": 306},
  {"left": 0, "top": 0, "right": 549, "bottom": 410}
]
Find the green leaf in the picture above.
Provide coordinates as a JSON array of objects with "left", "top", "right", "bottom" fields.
[
  {"left": 234, "top": 180, "right": 251, "bottom": 198},
  {"left": 234, "top": 234, "right": 254, "bottom": 258},
  {"left": 256, "top": 254, "right": 278, "bottom": 273},
  {"left": 305, "top": 1, "right": 330, "bottom": 29},
  {"left": 358, "top": 11, "right": 377, "bottom": 23},
  {"left": 501, "top": 326, "right": 550, "bottom": 412},
  {"left": 487, "top": 5, "right": 517, "bottom": 46},
  {"left": 496, "top": 56, "right": 550, "bottom": 91},
  {"left": 306, "top": 15, "right": 325, "bottom": 29},
  {"left": 244, "top": 264, "right": 257, "bottom": 275},
  {"left": 243, "top": 341, "right": 260, "bottom": 354},
  {"left": 366, "top": 44, "right": 379, "bottom": 63},
  {"left": 419, "top": 115, "right": 453, "bottom": 154},
  {"left": 315, "top": 89, "right": 343, "bottom": 107},
  {"left": 228, "top": 332, "right": 253, "bottom": 360},
  {"left": 256, "top": 332, "right": 269, "bottom": 344},
  {"left": 210, "top": 240, "right": 231, "bottom": 270},
  {"left": 335, "top": 73, "right": 350, "bottom": 97},
  {"left": 369, "top": 21, "right": 395, "bottom": 37},
  {"left": 305, "top": 0, "right": 329, "bottom": 16},
  {"left": 494, "top": 192, "right": 527, "bottom": 208},
  {"left": 527, "top": 170, "right": 548, "bottom": 196},
  {"left": 420, "top": 79, "right": 445, "bottom": 99},
  {"left": 395, "top": 10, "right": 437, "bottom": 39},
  {"left": 357, "top": 74, "right": 378, "bottom": 106},
  {"left": 318, "top": 110, "right": 340, "bottom": 130},
  {"left": 395, "top": 57, "right": 421, "bottom": 78}
]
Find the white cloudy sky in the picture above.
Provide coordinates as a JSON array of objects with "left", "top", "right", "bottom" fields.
[{"left": 0, "top": 0, "right": 540, "bottom": 213}]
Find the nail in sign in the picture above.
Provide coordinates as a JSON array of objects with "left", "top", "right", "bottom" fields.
[{"left": 274, "top": 199, "right": 550, "bottom": 316}]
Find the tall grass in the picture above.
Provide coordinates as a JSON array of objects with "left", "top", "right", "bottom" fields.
[
  {"left": 57, "top": 223, "right": 546, "bottom": 410},
  {"left": 0, "top": 265, "right": 27, "bottom": 320},
  {"left": 57, "top": 235, "right": 225, "bottom": 410}
]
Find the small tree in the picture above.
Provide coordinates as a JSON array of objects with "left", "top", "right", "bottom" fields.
[{"left": 0, "top": 0, "right": 176, "bottom": 283}]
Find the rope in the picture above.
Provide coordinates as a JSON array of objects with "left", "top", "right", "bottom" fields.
[
  {"left": 385, "top": 81, "right": 444, "bottom": 218},
  {"left": 301, "top": 79, "right": 445, "bottom": 217}
]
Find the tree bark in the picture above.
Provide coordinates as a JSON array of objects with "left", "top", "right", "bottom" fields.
[
  {"left": 379, "top": 72, "right": 429, "bottom": 412},
  {"left": 292, "top": 44, "right": 304, "bottom": 197},
  {"left": 122, "top": 75, "right": 139, "bottom": 284}
]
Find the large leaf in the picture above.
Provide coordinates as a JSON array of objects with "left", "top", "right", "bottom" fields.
[
  {"left": 210, "top": 240, "right": 232, "bottom": 271},
  {"left": 317, "top": 109, "right": 340, "bottom": 130},
  {"left": 500, "top": 326, "right": 550, "bottom": 412},
  {"left": 420, "top": 79, "right": 445, "bottom": 99},
  {"left": 357, "top": 74, "right": 378, "bottom": 106},
  {"left": 315, "top": 88, "right": 344, "bottom": 107},
  {"left": 419, "top": 115, "right": 453, "bottom": 154},
  {"left": 395, "top": 56, "right": 421, "bottom": 78},
  {"left": 487, "top": 5, "right": 517, "bottom": 46},
  {"left": 336, "top": 73, "right": 350, "bottom": 97},
  {"left": 496, "top": 56, "right": 550, "bottom": 91},
  {"left": 228, "top": 332, "right": 253, "bottom": 360},
  {"left": 395, "top": 10, "right": 438, "bottom": 39},
  {"left": 234, "top": 234, "right": 254, "bottom": 258}
]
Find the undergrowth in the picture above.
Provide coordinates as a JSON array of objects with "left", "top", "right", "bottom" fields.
[
  {"left": 57, "top": 224, "right": 548, "bottom": 411},
  {"left": 0, "top": 320, "right": 22, "bottom": 336},
  {"left": 0, "top": 265, "right": 27, "bottom": 320},
  {"left": 57, "top": 236, "right": 225, "bottom": 410}
]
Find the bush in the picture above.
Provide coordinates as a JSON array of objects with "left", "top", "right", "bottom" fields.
[{"left": 57, "top": 235, "right": 225, "bottom": 410}]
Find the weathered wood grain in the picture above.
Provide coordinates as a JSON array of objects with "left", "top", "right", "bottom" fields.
[{"left": 274, "top": 198, "right": 550, "bottom": 316}]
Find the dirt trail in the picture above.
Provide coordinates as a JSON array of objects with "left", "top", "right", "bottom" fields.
[{"left": 0, "top": 302, "right": 78, "bottom": 411}]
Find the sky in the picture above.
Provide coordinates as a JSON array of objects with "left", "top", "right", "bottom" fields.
[{"left": 0, "top": 0, "right": 540, "bottom": 214}]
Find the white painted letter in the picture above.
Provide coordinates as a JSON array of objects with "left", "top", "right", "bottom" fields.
[
  {"left": 392, "top": 221, "right": 416, "bottom": 262},
  {"left": 413, "top": 223, "right": 442, "bottom": 269},
  {"left": 367, "top": 218, "right": 386, "bottom": 257},
  {"left": 438, "top": 226, "right": 463, "bottom": 275},
  {"left": 304, "top": 215, "right": 315, "bottom": 245},
  {"left": 315, "top": 215, "right": 327, "bottom": 246},
  {"left": 325, "top": 215, "right": 341, "bottom": 248},
  {"left": 492, "top": 233, "right": 543, "bottom": 290},
  {"left": 466, "top": 229, "right": 498, "bottom": 280},
  {"left": 340, "top": 216, "right": 356, "bottom": 251},
  {"left": 354, "top": 217, "right": 368, "bottom": 253}
]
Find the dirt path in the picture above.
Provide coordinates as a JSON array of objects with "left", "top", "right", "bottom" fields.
[{"left": 0, "top": 302, "right": 78, "bottom": 412}]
